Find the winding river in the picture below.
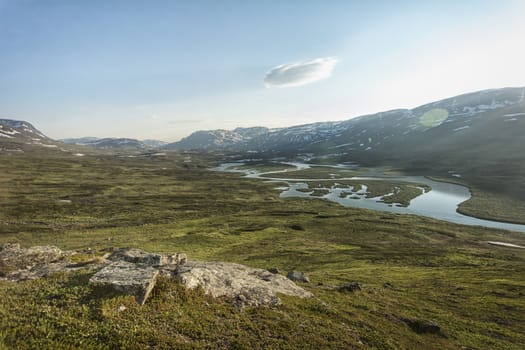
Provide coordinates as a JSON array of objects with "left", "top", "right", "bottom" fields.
[{"left": 216, "top": 162, "right": 525, "bottom": 233}]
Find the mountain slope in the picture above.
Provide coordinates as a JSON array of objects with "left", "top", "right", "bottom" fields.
[
  {"left": 166, "top": 86, "right": 525, "bottom": 201},
  {"left": 167, "top": 87, "right": 525, "bottom": 154},
  {"left": 0, "top": 119, "right": 59, "bottom": 151}
]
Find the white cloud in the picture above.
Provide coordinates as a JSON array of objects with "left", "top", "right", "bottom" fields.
[{"left": 264, "top": 57, "right": 338, "bottom": 88}]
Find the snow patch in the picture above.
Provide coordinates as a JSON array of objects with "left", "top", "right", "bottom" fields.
[
  {"left": 487, "top": 241, "right": 525, "bottom": 249},
  {"left": 332, "top": 143, "right": 353, "bottom": 148},
  {"left": 0, "top": 128, "right": 20, "bottom": 135},
  {"left": 453, "top": 126, "right": 470, "bottom": 132}
]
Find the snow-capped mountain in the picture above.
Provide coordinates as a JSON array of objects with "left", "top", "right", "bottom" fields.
[
  {"left": 166, "top": 87, "right": 525, "bottom": 156},
  {"left": 61, "top": 137, "right": 167, "bottom": 149},
  {"left": 0, "top": 119, "right": 58, "bottom": 150},
  {"left": 166, "top": 86, "right": 525, "bottom": 201},
  {"left": 142, "top": 139, "right": 168, "bottom": 148}
]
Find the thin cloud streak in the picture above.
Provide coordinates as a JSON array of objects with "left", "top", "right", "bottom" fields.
[{"left": 264, "top": 57, "right": 338, "bottom": 88}]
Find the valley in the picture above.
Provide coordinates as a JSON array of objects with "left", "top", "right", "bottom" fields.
[
  {"left": 1, "top": 86, "right": 525, "bottom": 349},
  {"left": 1, "top": 151, "right": 524, "bottom": 349},
  {"left": 2, "top": 1, "right": 524, "bottom": 348}
]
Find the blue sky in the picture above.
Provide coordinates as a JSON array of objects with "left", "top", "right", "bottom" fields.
[{"left": 1, "top": 0, "right": 524, "bottom": 141}]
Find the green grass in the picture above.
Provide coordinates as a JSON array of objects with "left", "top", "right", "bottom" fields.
[{"left": 1, "top": 152, "right": 525, "bottom": 349}]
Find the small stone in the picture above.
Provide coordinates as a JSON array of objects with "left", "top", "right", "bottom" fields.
[
  {"left": 286, "top": 271, "right": 310, "bottom": 283},
  {"left": 118, "top": 305, "right": 127, "bottom": 312},
  {"left": 402, "top": 318, "right": 441, "bottom": 334},
  {"left": 268, "top": 267, "right": 279, "bottom": 274},
  {"left": 338, "top": 282, "right": 362, "bottom": 292}
]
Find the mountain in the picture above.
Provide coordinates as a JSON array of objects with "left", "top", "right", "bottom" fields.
[
  {"left": 166, "top": 86, "right": 525, "bottom": 199},
  {"left": 61, "top": 137, "right": 167, "bottom": 149},
  {"left": 166, "top": 87, "right": 525, "bottom": 154},
  {"left": 142, "top": 139, "right": 168, "bottom": 148},
  {"left": 60, "top": 137, "right": 100, "bottom": 145},
  {"left": 0, "top": 119, "right": 59, "bottom": 151}
]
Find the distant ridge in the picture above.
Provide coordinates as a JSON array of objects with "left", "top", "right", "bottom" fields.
[
  {"left": 0, "top": 118, "right": 58, "bottom": 150},
  {"left": 165, "top": 87, "right": 525, "bottom": 153},
  {"left": 60, "top": 137, "right": 167, "bottom": 150}
]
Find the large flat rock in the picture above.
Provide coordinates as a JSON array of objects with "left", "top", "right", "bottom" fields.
[
  {"left": 108, "top": 247, "right": 187, "bottom": 267},
  {"left": 1, "top": 244, "right": 66, "bottom": 271},
  {"left": 175, "top": 261, "right": 312, "bottom": 307},
  {"left": 89, "top": 261, "right": 159, "bottom": 305}
]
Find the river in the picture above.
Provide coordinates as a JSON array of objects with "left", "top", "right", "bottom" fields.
[{"left": 215, "top": 162, "right": 525, "bottom": 233}]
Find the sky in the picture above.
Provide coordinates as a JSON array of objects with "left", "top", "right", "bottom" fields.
[{"left": 1, "top": 0, "right": 524, "bottom": 141}]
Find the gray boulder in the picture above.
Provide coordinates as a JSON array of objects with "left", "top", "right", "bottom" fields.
[
  {"left": 89, "top": 261, "right": 159, "bottom": 305},
  {"left": 175, "top": 261, "right": 312, "bottom": 307},
  {"left": 1, "top": 244, "right": 70, "bottom": 279},
  {"left": 1, "top": 244, "right": 66, "bottom": 271},
  {"left": 286, "top": 270, "right": 310, "bottom": 283}
]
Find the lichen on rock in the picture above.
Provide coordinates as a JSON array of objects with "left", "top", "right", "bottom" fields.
[{"left": 175, "top": 261, "right": 313, "bottom": 307}]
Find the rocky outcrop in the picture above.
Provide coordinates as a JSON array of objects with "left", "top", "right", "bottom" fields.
[
  {"left": 88, "top": 248, "right": 187, "bottom": 304},
  {"left": 1, "top": 244, "right": 66, "bottom": 271},
  {"left": 1, "top": 245, "right": 312, "bottom": 307},
  {"left": 175, "top": 261, "right": 312, "bottom": 307},
  {"left": 0, "top": 243, "right": 75, "bottom": 280}
]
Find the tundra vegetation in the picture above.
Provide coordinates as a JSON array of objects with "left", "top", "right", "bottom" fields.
[{"left": 0, "top": 151, "right": 524, "bottom": 349}]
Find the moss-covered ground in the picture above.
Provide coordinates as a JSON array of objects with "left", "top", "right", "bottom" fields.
[{"left": 0, "top": 152, "right": 524, "bottom": 349}]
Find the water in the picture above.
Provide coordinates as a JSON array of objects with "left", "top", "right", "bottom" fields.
[{"left": 215, "top": 162, "right": 525, "bottom": 233}]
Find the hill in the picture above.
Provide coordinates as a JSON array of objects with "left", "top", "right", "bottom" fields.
[{"left": 0, "top": 119, "right": 59, "bottom": 152}]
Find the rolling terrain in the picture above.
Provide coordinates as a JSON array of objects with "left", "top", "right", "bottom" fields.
[{"left": 0, "top": 151, "right": 524, "bottom": 349}]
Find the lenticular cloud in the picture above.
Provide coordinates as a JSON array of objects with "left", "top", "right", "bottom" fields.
[{"left": 264, "top": 57, "right": 338, "bottom": 88}]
